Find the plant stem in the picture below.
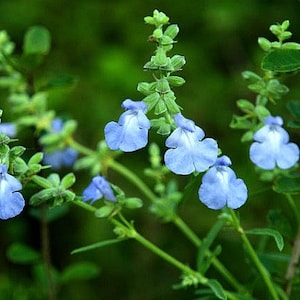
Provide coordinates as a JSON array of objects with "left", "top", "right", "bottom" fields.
[
  {"left": 40, "top": 204, "right": 56, "bottom": 300},
  {"left": 285, "top": 194, "right": 300, "bottom": 296},
  {"left": 108, "top": 160, "right": 157, "bottom": 202},
  {"left": 68, "top": 139, "right": 95, "bottom": 156},
  {"left": 230, "top": 210, "right": 279, "bottom": 300},
  {"left": 173, "top": 215, "right": 245, "bottom": 293}
]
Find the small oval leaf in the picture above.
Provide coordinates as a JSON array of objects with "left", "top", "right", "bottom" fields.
[{"left": 262, "top": 49, "right": 300, "bottom": 72}]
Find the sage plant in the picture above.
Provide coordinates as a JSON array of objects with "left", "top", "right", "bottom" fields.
[{"left": 1, "top": 11, "right": 300, "bottom": 300}]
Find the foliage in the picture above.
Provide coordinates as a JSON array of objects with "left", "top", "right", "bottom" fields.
[{"left": 2, "top": 2, "right": 300, "bottom": 300}]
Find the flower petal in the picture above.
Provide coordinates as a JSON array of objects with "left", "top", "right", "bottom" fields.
[
  {"left": 276, "top": 143, "right": 299, "bottom": 169},
  {"left": 198, "top": 167, "right": 227, "bottom": 209},
  {"left": 104, "top": 121, "right": 123, "bottom": 150},
  {"left": 164, "top": 147, "right": 197, "bottom": 175},
  {"left": 250, "top": 142, "right": 276, "bottom": 170},
  {"left": 0, "top": 191, "right": 25, "bottom": 220}
]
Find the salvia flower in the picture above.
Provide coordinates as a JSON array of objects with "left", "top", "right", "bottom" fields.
[
  {"left": 164, "top": 113, "right": 218, "bottom": 175},
  {"left": 0, "top": 164, "right": 25, "bottom": 220},
  {"left": 43, "top": 148, "right": 78, "bottom": 170},
  {"left": 250, "top": 116, "right": 299, "bottom": 170},
  {"left": 43, "top": 118, "right": 78, "bottom": 169},
  {"left": 0, "top": 123, "right": 17, "bottom": 137},
  {"left": 198, "top": 156, "right": 248, "bottom": 210},
  {"left": 104, "top": 99, "right": 151, "bottom": 152},
  {"left": 83, "top": 175, "right": 116, "bottom": 203}
]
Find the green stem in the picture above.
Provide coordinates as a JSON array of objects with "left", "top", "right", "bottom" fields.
[
  {"left": 230, "top": 210, "right": 279, "bottom": 300},
  {"left": 173, "top": 215, "right": 245, "bottom": 293},
  {"left": 285, "top": 193, "right": 300, "bottom": 226},
  {"left": 72, "top": 200, "right": 97, "bottom": 213},
  {"left": 108, "top": 160, "right": 157, "bottom": 202},
  {"left": 68, "top": 139, "right": 95, "bottom": 156},
  {"left": 285, "top": 193, "right": 300, "bottom": 296},
  {"left": 110, "top": 217, "right": 207, "bottom": 284}
]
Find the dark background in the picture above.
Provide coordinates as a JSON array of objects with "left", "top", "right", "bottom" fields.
[{"left": 1, "top": 0, "right": 300, "bottom": 299}]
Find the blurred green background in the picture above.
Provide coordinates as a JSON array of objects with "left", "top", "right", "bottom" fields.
[{"left": 1, "top": 0, "right": 300, "bottom": 299}]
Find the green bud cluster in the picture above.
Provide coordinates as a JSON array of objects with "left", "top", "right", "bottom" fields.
[
  {"left": 0, "top": 132, "right": 44, "bottom": 181},
  {"left": 30, "top": 173, "right": 76, "bottom": 206},
  {"left": 139, "top": 9, "right": 186, "bottom": 135},
  {"left": 258, "top": 20, "right": 300, "bottom": 51},
  {"left": 230, "top": 20, "right": 295, "bottom": 142}
]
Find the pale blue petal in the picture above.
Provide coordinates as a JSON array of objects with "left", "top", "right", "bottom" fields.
[
  {"left": 0, "top": 165, "right": 25, "bottom": 219},
  {"left": 104, "top": 121, "right": 123, "bottom": 150},
  {"left": 227, "top": 177, "right": 248, "bottom": 209},
  {"left": 276, "top": 143, "right": 299, "bottom": 169},
  {"left": 250, "top": 142, "right": 276, "bottom": 170},
  {"left": 0, "top": 123, "right": 17, "bottom": 137},
  {"left": 165, "top": 128, "right": 186, "bottom": 148},
  {"left": 0, "top": 191, "right": 25, "bottom": 219},
  {"left": 164, "top": 147, "right": 197, "bottom": 175},
  {"left": 43, "top": 148, "right": 77, "bottom": 169},
  {"left": 82, "top": 176, "right": 116, "bottom": 203},
  {"left": 192, "top": 138, "right": 218, "bottom": 172},
  {"left": 199, "top": 167, "right": 227, "bottom": 209},
  {"left": 83, "top": 182, "right": 103, "bottom": 203}
]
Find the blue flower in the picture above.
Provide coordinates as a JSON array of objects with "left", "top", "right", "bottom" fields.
[
  {"left": 164, "top": 113, "right": 218, "bottom": 175},
  {"left": 104, "top": 99, "right": 151, "bottom": 152},
  {"left": 43, "top": 118, "right": 78, "bottom": 169},
  {"left": 43, "top": 148, "right": 78, "bottom": 170},
  {"left": 250, "top": 116, "right": 299, "bottom": 170},
  {"left": 198, "top": 156, "right": 248, "bottom": 210},
  {"left": 83, "top": 175, "right": 116, "bottom": 203},
  {"left": 0, "top": 164, "right": 25, "bottom": 220},
  {"left": 0, "top": 123, "right": 17, "bottom": 137}
]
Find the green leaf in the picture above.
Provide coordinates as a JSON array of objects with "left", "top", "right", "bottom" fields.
[
  {"left": 60, "top": 262, "right": 100, "bottom": 283},
  {"left": 94, "top": 205, "right": 115, "bottom": 218},
  {"left": 206, "top": 279, "right": 226, "bottom": 300},
  {"left": 262, "top": 49, "right": 300, "bottom": 72},
  {"left": 61, "top": 172, "right": 76, "bottom": 189},
  {"left": 71, "top": 238, "right": 127, "bottom": 254},
  {"left": 197, "top": 219, "right": 225, "bottom": 274},
  {"left": 245, "top": 228, "right": 284, "bottom": 251},
  {"left": 287, "top": 100, "right": 300, "bottom": 119},
  {"left": 7, "top": 243, "right": 41, "bottom": 264},
  {"left": 32, "top": 175, "right": 53, "bottom": 189},
  {"left": 273, "top": 176, "right": 300, "bottom": 194},
  {"left": 23, "top": 26, "right": 51, "bottom": 55}
]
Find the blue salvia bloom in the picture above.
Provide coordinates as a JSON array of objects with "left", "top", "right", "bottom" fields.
[
  {"left": 43, "top": 148, "right": 78, "bottom": 170},
  {"left": 82, "top": 175, "right": 116, "bottom": 203},
  {"left": 43, "top": 118, "right": 78, "bottom": 169},
  {"left": 164, "top": 113, "right": 218, "bottom": 175},
  {"left": 0, "top": 164, "right": 25, "bottom": 219},
  {"left": 198, "top": 156, "right": 248, "bottom": 210},
  {"left": 250, "top": 116, "right": 299, "bottom": 170},
  {"left": 0, "top": 123, "right": 17, "bottom": 137},
  {"left": 104, "top": 99, "right": 151, "bottom": 152}
]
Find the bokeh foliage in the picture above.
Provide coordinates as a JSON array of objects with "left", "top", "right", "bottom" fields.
[{"left": 1, "top": 0, "right": 300, "bottom": 299}]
